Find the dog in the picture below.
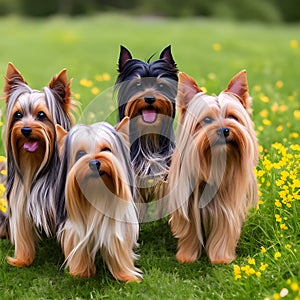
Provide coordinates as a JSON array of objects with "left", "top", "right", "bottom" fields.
[
  {"left": 3, "top": 62, "right": 76, "bottom": 267},
  {"left": 115, "top": 45, "right": 178, "bottom": 218},
  {"left": 168, "top": 70, "right": 258, "bottom": 264},
  {"left": 57, "top": 118, "right": 142, "bottom": 282}
]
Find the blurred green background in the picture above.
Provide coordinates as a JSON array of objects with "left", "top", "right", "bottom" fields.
[{"left": 0, "top": 0, "right": 299, "bottom": 22}]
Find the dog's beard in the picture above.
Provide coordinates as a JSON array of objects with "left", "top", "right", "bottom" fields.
[
  {"left": 10, "top": 124, "right": 55, "bottom": 184},
  {"left": 67, "top": 154, "right": 133, "bottom": 221}
]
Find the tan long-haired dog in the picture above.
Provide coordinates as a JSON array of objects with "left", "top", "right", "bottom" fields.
[
  {"left": 3, "top": 63, "right": 76, "bottom": 267},
  {"left": 57, "top": 118, "right": 142, "bottom": 282},
  {"left": 169, "top": 70, "right": 258, "bottom": 264}
]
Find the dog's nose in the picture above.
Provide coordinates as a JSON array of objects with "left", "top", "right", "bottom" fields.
[
  {"left": 217, "top": 127, "right": 230, "bottom": 138},
  {"left": 21, "top": 127, "right": 32, "bottom": 137},
  {"left": 144, "top": 95, "right": 155, "bottom": 105},
  {"left": 89, "top": 160, "right": 101, "bottom": 171}
]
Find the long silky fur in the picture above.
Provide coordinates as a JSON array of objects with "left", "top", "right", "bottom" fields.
[
  {"left": 58, "top": 122, "right": 142, "bottom": 282},
  {"left": 4, "top": 77, "right": 74, "bottom": 266},
  {"left": 169, "top": 75, "right": 258, "bottom": 264},
  {"left": 115, "top": 46, "right": 178, "bottom": 211}
]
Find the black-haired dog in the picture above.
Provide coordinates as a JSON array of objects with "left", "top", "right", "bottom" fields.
[{"left": 115, "top": 46, "right": 178, "bottom": 217}]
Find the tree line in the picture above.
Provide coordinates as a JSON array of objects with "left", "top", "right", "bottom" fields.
[{"left": 0, "top": 0, "right": 299, "bottom": 23}]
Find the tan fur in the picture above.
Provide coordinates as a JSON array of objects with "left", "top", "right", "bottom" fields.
[
  {"left": 169, "top": 71, "right": 258, "bottom": 264},
  {"left": 3, "top": 63, "right": 76, "bottom": 267},
  {"left": 59, "top": 122, "right": 142, "bottom": 282}
]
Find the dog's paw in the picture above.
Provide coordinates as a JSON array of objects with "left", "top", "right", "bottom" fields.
[
  {"left": 7, "top": 256, "right": 31, "bottom": 267},
  {"left": 210, "top": 257, "right": 235, "bottom": 264},
  {"left": 176, "top": 252, "right": 198, "bottom": 264}
]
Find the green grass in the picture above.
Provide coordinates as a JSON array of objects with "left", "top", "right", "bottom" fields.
[{"left": 0, "top": 13, "right": 300, "bottom": 299}]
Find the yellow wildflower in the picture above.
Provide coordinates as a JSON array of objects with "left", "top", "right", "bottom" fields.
[
  {"left": 290, "top": 282, "right": 299, "bottom": 292},
  {"left": 275, "top": 80, "right": 283, "bottom": 88},
  {"left": 259, "top": 263, "right": 268, "bottom": 271},
  {"left": 80, "top": 78, "right": 93, "bottom": 88},
  {"left": 213, "top": 43, "right": 221, "bottom": 51},
  {"left": 262, "top": 119, "right": 271, "bottom": 126},
  {"left": 91, "top": 87, "right": 100, "bottom": 95},
  {"left": 293, "top": 110, "right": 300, "bottom": 120},
  {"left": 290, "top": 39, "right": 299, "bottom": 48},
  {"left": 274, "top": 252, "right": 281, "bottom": 259}
]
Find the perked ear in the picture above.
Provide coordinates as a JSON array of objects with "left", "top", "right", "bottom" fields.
[
  {"left": 116, "top": 116, "right": 130, "bottom": 145},
  {"left": 116, "top": 116, "right": 129, "bottom": 135},
  {"left": 118, "top": 45, "right": 132, "bottom": 72},
  {"left": 159, "top": 45, "right": 176, "bottom": 66},
  {"left": 3, "top": 62, "right": 27, "bottom": 102},
  {"left": 177, "top": 72, "right": 203, "bottom": 113},
  {"left": 224, "top": 70, "right": 250, "bottom": 110},
  {"left": 48, "top": 68, "right": 72, "bottom": 111},
  {"left": 55, "top": 124, "right": 68, "bottom": 158}
]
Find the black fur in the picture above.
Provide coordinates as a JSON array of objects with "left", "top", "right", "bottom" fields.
[{"left": 115, "top": 46, "right": 178, "bottom": 203}]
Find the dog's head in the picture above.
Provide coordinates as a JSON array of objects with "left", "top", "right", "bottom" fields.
[
  {"left": 58, "top": 118, "right": 134, "bottom": 218},
  {"left": 176, "top": 70, "right": 258, "bottom": 183},
  {"left": 115, "top": 46, "right": 178, "bottom": 131},
  {"left": 3, "top": 63, "right": 74, "bottom": 177}
]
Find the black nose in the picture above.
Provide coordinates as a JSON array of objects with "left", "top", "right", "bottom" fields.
[
  {"left": 144, "top": 95, "right": 155, "bottom": 105},
  {"left": 217, "top": 127, "right": 230, "bottom": 138},
  {"left": 21, "top": 127, "right": 32, "bottom": 137},
  {"left": 89, "top": 160, "right": 101, "bottom": 171}
]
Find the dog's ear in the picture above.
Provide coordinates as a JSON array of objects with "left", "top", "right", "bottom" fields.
[
  {"left": 160, "top": 45, "right": 176, "bottom": 66},
  {"left": 116, "top": 116, "right": 129, "bottom": 136},
  {"left": 118, "top": 45, "right": 132, "bottom": 72},
  {"left": 3, "top": 62, "right": 27, "bottom": 102},
  {"left": 55, "top": 124, "right": 68, "bottom": 158},
  {"left": 48, "top": 68, "right": 72, "bottom": 111},
  {"left": 224, "top": 70, "right": 250, "bottom": 110},
  {"left": 177, "top": 72, "right": 203, "bottom": 111}
]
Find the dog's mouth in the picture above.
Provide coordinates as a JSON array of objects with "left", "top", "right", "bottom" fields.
[
  {"left": 140, "top": 107, "right": 157, "bottom": 123},
  {"left": 89, "top": 169, "right": 107, "bottom": 178},
  {"left": 23, "top": 140, "right": 39, "bottom": 153},
  {"left": 212, "top": 138, "right": 237, "bottom": 148}
]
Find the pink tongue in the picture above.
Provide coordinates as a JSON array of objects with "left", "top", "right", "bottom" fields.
[
  {"left": 24, "top": 141, "right": 39, "bottom": 153},
  {"left": 142, "top": 109, "right": 157, "bottom": 123}
]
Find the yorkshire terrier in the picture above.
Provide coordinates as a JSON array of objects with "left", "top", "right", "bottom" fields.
[
  {"left": 57, "top": 118, "right": 142, "bottom": 282},
  {"left": 169, "top": 70, "right": 258, "bottom": 264},
  {"left": 3, "top": 62, "right": 76, "bottom": 267},
  {"left": 115, "top": 45, "right": 178, "bottom": 216}
]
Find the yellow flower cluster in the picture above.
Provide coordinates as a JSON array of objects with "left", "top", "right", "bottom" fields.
[
  {"left": 0, "top": 183, "right": 6, "bottom": 213},
  {"left": 79, "top": 73, "right": 111, "bottom": 96},
  {"left": 233, "top": 258, "right": 268, "bottom": 280}
]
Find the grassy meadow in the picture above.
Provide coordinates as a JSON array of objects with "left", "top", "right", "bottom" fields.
[{"left": 0, "top": 13, "right": 300, "bottom": 299}]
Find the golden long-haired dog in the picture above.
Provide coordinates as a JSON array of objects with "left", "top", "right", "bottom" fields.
[
  {"left": 3, "top": 63, "right": 76, "bottom": 267},
  {"left": 57, "top": 118, "right": 142, "bottom": 282},
  {"left": 169, "top": 70, "right": 258, "bottom": 264}
]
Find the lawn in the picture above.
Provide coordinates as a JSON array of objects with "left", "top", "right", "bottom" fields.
[{"left": 0, "top": 13, "right": 300, "bottom": 299}]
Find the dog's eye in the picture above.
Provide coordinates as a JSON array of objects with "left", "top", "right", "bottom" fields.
[
  {"left": 203, "top": 116, "right": 213, "bottom": 124},
  {"left": 75, "top": 150, "right": 87, "bottom": 161},
  {"left": 14, "top": 111, "right": 23, "bottom": 120},
  {"left": 136, "top": 81, "right": 142, "bottom": 88},
  {"left": 228, "top": 115, "right": 239, "bottom": 122},
  {"left": 37, "top": 111, "right": 47, "bottom": 121},
  {"left": 158, "top": 83, "right": 165, "bottom": 90},
  {"left": 101, "top": 147, "right": 111, "bottom": 152}
]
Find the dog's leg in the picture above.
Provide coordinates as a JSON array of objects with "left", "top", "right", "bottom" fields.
[
  {"left": 7, "top": 215, "right": 36, "bottom": 267},
  {"left": 102, "top": 238, "right": 142, "bottom": 283},
  {"left": 63, "top": 233, "right": 96, "bottom": 278},
  {"left": 204, "top": 203, "right": 240, "bottom": 264},
  {"left": 170, "top": 210, "right": 202, "bottom": 264}
]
